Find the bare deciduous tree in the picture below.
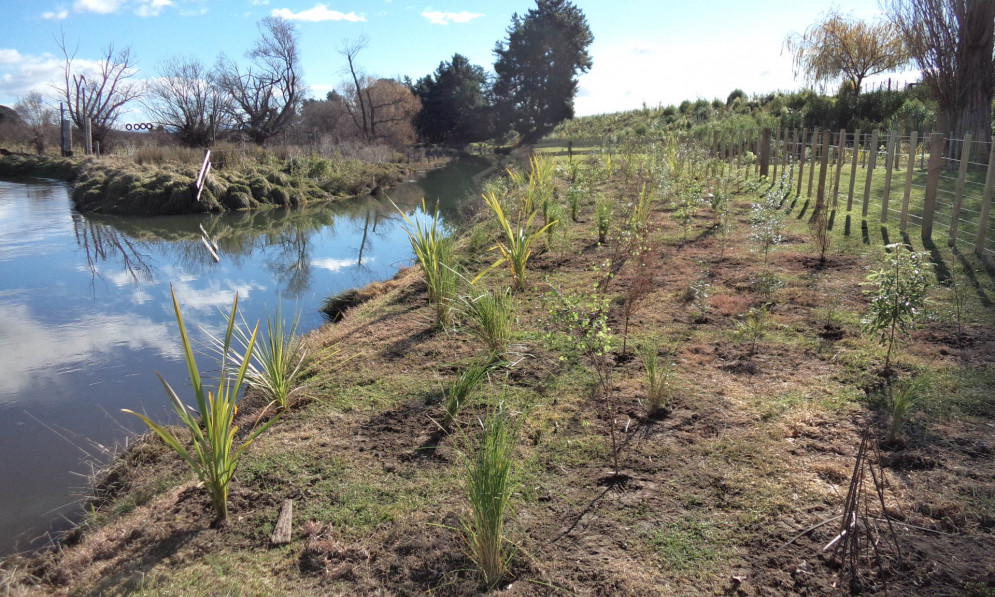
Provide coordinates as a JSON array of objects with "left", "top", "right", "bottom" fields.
[
  {"left": 887, "top": 0, "right": 995, "bottom": 144},
  {"left": 217, "top": 16, "right": 304, "bottom": 145},
  {"left": 338, "top": 38, "right": 421, "bottom": 146},
  {"left": 339, "top": 36, "right": 372, "bottom": 141},
  {"left": 14, "top": 91, "right": 56, "bottom": 153},
  {"left": 143, "top": 57, "right": 230, "bottom": 147},
  {"left": 56, "top": 35, "right": 142, "bottom": 150}
]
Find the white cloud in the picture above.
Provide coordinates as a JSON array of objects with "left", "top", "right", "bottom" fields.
[
  {"left": 271, "top": 4, "right": 365, "bottom": 22},
  {"left": 573, "top": 38, "right": 799, "bottom": 116},
  {"left": 0, "top": 49, "right": 23, "bottom": 66},
  {"left": 250, "top": 0, "right": 269, "bottom": 4},
  {"left": 311, "top": 257, "right": 364, "bottom": 272},
  {"left": 421, "top": 10, "right": 483, "bottom": 25},
  {"left": 0, "top": 302, "right": 181, "bottom": 398},
  {"left": 73, "top": 0, "right": 127, "bottom": 14},
  {"left": 0, "top": 50, "right": 72, "bottom": 107},
  {"left": 134, "top": 0, "right": 173, "bottom": 17},
  {"left": 42, "top": 8, "right": 70, "bottom": 20}
]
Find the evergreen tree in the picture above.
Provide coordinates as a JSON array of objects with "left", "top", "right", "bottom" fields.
[
  {"left": 413, "top": 53, "right": 491, "bottom": 145},
  {"left": 493, "top": 0, "right": 593, "bottom": 142}
]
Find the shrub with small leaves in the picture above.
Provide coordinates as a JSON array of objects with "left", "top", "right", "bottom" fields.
[{"left": 862, "top": 243, "right": 933, "bottom": 371}]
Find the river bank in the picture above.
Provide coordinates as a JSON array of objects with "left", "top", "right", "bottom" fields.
[
  {"left": 2, "top": 146, "right": 993, "bottom": 595},
  {"left": 0, "top": 150, "right": 447, "bottom": 216}
]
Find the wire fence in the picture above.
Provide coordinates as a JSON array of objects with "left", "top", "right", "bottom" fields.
[{"left": 707, "top": 127, "right": 995, "bottom": 259}]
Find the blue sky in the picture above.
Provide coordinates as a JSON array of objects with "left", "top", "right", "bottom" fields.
[{"left": 0, "top": 0, "right": 911, "bottom": 120}]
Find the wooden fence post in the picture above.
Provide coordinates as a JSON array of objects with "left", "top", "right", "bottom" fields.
[
  {"left": 922, "top": 133, "right": 945, "bottom": 242},
  {"left": 975, "top": 141, "right": 995, "bottom": 257},
  {"left": 779, "top": 128, "right": 789, "bottom": 175},
  {"left": 862, "top": 130, "right": 880, "bottom": 218},
  {"left": 901, "top": 131, "right": 918, "bottom": 231},
  {"left": 759, "top": 128, "right": 772, "bottom": 177},
  {"left": 772, "top": 128, "right": 780, "bottom": 179},
  {"left": 949, "top": 132, "right": 973, "bottom": 246},
  {"left": 807, "top": 128, "right": 820, "bottom": 198},
  {"left": 847, "top": 129, "right": 860, "bottom": 211},
  {"left": 832, "top": 129, "right": 846, "bottom": 209},
  {"left": 816, "top": 128, "right": 831, "bottom": 214},
  {"left": 797, "top": 128, "right": 807, "bottom": 196},
  {"left": 880, "top": 131, "right": 897, "bottom": 224}
]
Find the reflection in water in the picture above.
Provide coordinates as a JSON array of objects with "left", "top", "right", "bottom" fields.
[
  {"left": 0, "top": 159, "right": 486, "bottom": 556},
  {"left": 71, "top": 184, "right": 463, "bottom": 298},
  {"left": 72, "top": 214, "right": 154, "bottom": 286}
]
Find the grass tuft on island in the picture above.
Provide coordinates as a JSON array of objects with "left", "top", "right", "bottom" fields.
[{"left": 0, "top": 145, "right": 432, "bottom": 216}]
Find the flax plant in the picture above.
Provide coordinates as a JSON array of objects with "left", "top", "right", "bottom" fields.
[
  {"left": 475, "top": 191, "right": 555, "bottom": 291},
  {"left": 464, "top": 405, "right": 518, "bottom": 589},
  {"left": 122, "top": 287, "right": 276, "bottom": 522},
  {"left": 234, "top": 306, "right": 308, "bottom": 411},
  {"left": 398, "top": 200, "right": 458, "bottom": 326}
]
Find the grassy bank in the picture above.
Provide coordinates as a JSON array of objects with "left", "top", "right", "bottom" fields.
[
  {"left": 0, "top": 147, "right": 432, "bottom": 216},
  {"left": 2, "top": 141, "right": 994, "bottom": 595}
]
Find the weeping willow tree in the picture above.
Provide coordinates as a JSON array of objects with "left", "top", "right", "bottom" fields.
[{"left": 785, "top": 9, "right": 908, "bottom": 94}]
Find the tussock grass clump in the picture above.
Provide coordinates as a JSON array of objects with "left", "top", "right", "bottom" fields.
[
  {"left": 640, "top": 342, "right": 673, "bottom": 414},
  {"left": 443, "top": 357, "right": 500, "bottom": 431},
  {"left": 463, "top": 405, "right": 518, "bottom": 589},
  {"left": 122, "top": 287, "right": 277, "bottom": 522},
  {"left": 887, "top": 376, "right": 926, "bottom": 443},
  {"left": 461, "top": 287, "right": 515, "bottom": 354}
]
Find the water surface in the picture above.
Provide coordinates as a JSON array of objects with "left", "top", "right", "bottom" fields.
[{"left": 0, "top": 158, "right": 483, "bottom": 555}]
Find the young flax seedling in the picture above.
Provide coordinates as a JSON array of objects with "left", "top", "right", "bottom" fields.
[{"left": 123, "top": 287, "right": 277, "bottom": 522}]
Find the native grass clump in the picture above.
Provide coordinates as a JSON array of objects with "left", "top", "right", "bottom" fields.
[
  {"left": 223, "top": 305, "right": 312, "bottom": 412},
  {"left": 462, "top": 405, "right": 519, "bottom": 589},
  {"left": 122, "top": 287, "right": 277, "bottom": 522},
  {"left": 460, "top": 286, "right": 515, "bottom": 354},
  {"left": 640, "top": 341, "right": 674, "bottom": 414}
]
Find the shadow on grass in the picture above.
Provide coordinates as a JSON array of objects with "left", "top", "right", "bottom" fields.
[
  {"left": 952, "top": 246, "right": 993, "bottom": 308},
  {"left": 798, "top": 199, "right": 812, "bottom": 220}
]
